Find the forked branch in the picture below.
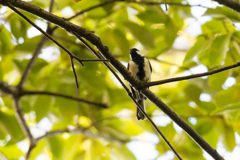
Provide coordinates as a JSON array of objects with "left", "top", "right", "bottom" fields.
[{"left": 73, "top": 32, "right": 182, "bottom": 160}]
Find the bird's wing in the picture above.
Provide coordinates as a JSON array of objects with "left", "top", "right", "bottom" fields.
[{"left": 148, "top": 60, "right": 152, "bottom": 73}]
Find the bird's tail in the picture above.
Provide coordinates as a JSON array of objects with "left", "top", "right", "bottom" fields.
[{"left": 137, "top": 93, "right": 146, "bottom": 120}]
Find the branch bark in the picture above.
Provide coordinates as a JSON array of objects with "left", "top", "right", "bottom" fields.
[
  {"left": 13, "top": 98, "right": 36, "bottom": 147},
  {"left": 213, "top": 0, "right": 240, "bottom": 13},
  {"left": 21, "top": 90, "right": 108, "bottom": 108}
]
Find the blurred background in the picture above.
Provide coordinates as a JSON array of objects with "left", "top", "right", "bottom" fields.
[{"left": 1, "top": 0, "right": 240, "bottom": 159}]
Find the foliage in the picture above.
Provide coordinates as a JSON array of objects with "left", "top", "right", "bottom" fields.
[{"left": 1, "top": 0, "right": 240, "bottom": 159}]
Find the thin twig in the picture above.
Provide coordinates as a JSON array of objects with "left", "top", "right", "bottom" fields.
[
  {"left": 69, "top": 0, "right": 208, "bottom": 20},
  {"left": 50, "top": 0, "right": 208, "bottom": 31},
  {"left": 7, "top": 2, "right": 84, "bottom": 88},
  {"left": 13, "top": 98, "right": 35, "bottom": 144},
  {"left": 36, "top": 128, "right": 129, "bottom": 143},
  {"left": 53, "top": 35, "right": 85, "bottom": 48},
  {"left": 141, "top": 88, "right": 224, "bottom": 160},
  {"left": 148, "top": 62, "right": 240, "bottom": 87},
  {"left": 73, "top": 32, "right": 129, "bottom": 91},
  {"left": 70, "top": 57, "right": 79, "bottom": 88},
  {"left": 129, "top": 91, "right": 182, "bottom": 159},
  {"left": 18, "top": 37, "right": 47, "bottom": 88},
  {"left": 48, "top": 0, "right": 54, "bottom": 13},
  {"left": 21, "top": 90, "right": 108, "bottom": 108},
  {"left": 73, "top": 32, "right": 182, "bottom": 160},
  {"left": 67, "top": 0, "right": 120, "bottom": 20},
  {"left": 164, "top": 0, "right": 168, "bottom": 11},
  {"left": 74, "top": 58, "right": 110, "bottom": 62},
  {"left": 149, "top": 57, "right": 191, "bottom": 71},
  {"left": 18, "top": 0, "right": 54, "bottom": 89}
]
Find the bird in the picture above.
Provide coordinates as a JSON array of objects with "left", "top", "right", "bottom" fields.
[{"left": 127, "top": 48, "right": 152, "bottom": 120}]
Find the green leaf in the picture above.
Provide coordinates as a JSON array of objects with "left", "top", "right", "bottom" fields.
[
  {"left": 137, "top": 6, "right": 168, "bottom": 24},
  {"left": 222, "top": 124, "right": 236, "bottom": 151},
  {"left": 216, "top": 119, "right": 236, "bottom": 151},
  {"left": 216, "top": 83, "right": 240, "bottom": 108},
  {"left": 202, "top": 126, "right": 219, "bottom": 148},
  {"left": 197, "top": 39, "right": 214, "bottom": 66},
  {"left": 124, "top": 22, "right": 155, "bottom": 49},
  {"left": 183, "top": 36, "right": 206, "bottom": 64},
  {"left": 99, "top": 28, "right": 129, "bottom": 57},
  {"left": 9, "top": 14, "right": 29, "bottom": 39},
  {"left": 195, "top": 119, "right": 213, "bottom": 135},
  {"left": 184, "top": 84, "right": 202, "bottom": 103},
  {"left": 202, "top": 19, "right": 225, "bottom": 35},
  {"left": 0, "top": 25, "right": 14, "bottom": 55},
  {"left": 14, "top": 35, "right": 43, "bottom": 53},
  {"left": 198, "top": 101, "right": 216, "bottom": 113},
  {"left": 0, "top": 144, "right": 24, "bottom": 159},
  {"left": 204, "top": 6, "right": 240, "bottom": 22},
  {"left": 29, "top": 139, "right": 47, "bottom": 160},
  {"left": 48, "top": 136, "right": 63, "bottom": 159},
  {"left": 209, "top": 34, "right": 231, "bottom": 68},
  {"left": 34, "top": 96, "right": 52, "bottom": 122},
  {"left": 208, "top": 70, "right": 229, "bottom": 90},
  {"left": 56, "top": 97, "right": 78, "bottom": 117},
  {"left": 0, "top": 111, "right": 25, "bottom": 144}
]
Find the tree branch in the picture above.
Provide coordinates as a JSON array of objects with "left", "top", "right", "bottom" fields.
[
  {"left": 141, "top": 88, "right": 223, "bottom": 160},
  {"left": 148, "top": 62, "right": 240, "bottom": 87},
  {"left": 13, "top": 98, "right": 36, "bottom": 152},
  {"left": 36, "top": 128, "right": 129, "bottom": 143},
  {"left": 0, "top": 80, "right": 108, "bottom": 108},
  {"left": 213, "top": 0, "right": 240, "bottom": 13},
  {"left": 0, "top": 80, "right": 19, "bottom": 96},
  {"left": 21, "top": 90, "right": 108, "bottom": 108}
]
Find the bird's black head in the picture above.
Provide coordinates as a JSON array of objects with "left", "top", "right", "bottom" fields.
[
  {"left": 130, "top": 48, "right": 139, "bottom": 54},
  {"left": 129, "top": 48, "right": 144, "bottom": 64},
  {"left": 130, "top": 48, "right": 144, "bottom": 60}
]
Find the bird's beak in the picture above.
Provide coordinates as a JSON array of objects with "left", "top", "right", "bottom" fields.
[{"left": 129, "top": 49, "right": 133, "bottom": 54}]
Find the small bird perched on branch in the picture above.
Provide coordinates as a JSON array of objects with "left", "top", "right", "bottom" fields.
[{"left": 127, "top": 48, "right": 152, "bottom": 120}]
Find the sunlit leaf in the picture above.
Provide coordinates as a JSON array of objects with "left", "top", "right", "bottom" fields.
[
  {"left": 0, "top": 25, "right": 14, "bottom": 55},
  {"left": 0, "top": 111, "right": 25, "bottom": 144},
  {"left": 216, "top": 83, "right": 240, "bottom": 108},
  {"left": 209, "top": 34, "right": 231, "bottom": 68},
  {"left": 208, "top": 70, "right": 229, "bottom": 90},
  {"left": 183, "top": 36, "right": 206, "bottom": 64},
  {"left": 124, "top": 22, "right": 155, "bottom": 49},
  {"left": 204, "top": 6, "right": 240, "bottom": 22}
]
